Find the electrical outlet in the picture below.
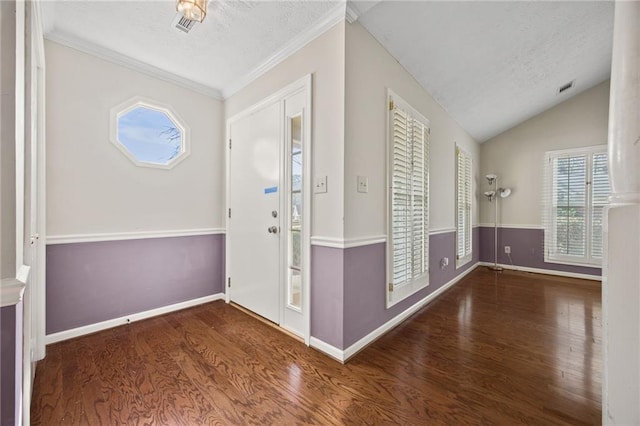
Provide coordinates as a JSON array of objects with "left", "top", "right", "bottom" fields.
[
  {"left": 504, "top": 246, "right": 511, "bottom": 254},
  {"left": 357, "top": 176, "right": 369, "bottom": 193},
  {"left": 440, "top": 257, "right": 449, "bottom": 269},
  {"left": 314, "top": 176, "right": 327, "bottom": 194}
]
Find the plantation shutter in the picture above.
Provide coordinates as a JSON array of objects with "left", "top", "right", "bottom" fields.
[
  {"left": 552, "top": 155, "right": 587, "bottom": 257},
  {"left": 590, "top": 153, "right": 609, "bottom": 259},
  {"left": 456, "top": 147, "right": 472, "bottom": 262},
  {"left": 547, "top": 148, "right": 609, "bottom": 265},
  {"left": 391, "top": 103, "right": 429, "bottom": 288}
]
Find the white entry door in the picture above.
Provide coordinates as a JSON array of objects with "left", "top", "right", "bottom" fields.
[
  {"left": 228, "top": 102, "right": 282, "bottom": 323},
  {"left": 227, "top": 76, "right": 311, "bottom": 343}
]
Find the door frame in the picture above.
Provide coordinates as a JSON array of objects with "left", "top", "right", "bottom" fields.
[
  {"left": 13, "top": 0, "right": 46, "bottom": 423},
  {"left": 29, "top": 0, "right": 47, "bottom": 364},
  {"left": 225, "top": 74, "right": 312, "bottom": 345},
  {"left": 18, "top": 1, "right": 47, "bottom": 424}
]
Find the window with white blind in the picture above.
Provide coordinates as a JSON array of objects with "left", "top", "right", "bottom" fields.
[
  {"left": 455, "top": 146, "right": 472, "bottom": 268},
  {"left": 387, "top": 91, "right": 430, "bottom": 307},
  {"left": 544, "top": 146, "right": 609, "bottom": 266}
]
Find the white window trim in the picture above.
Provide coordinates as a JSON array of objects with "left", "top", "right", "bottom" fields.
[
  {"left": 455, "top": 145, "right": 473, "bottom": 269},
  {"left": 543, "top": 144, "right": 608, "bottom": 267},
  {"left": 109, "top": 96, "right": 191, "bottom": 170},
  {"left": 386, "top": 89, "right": 430, "bottom": 308}
]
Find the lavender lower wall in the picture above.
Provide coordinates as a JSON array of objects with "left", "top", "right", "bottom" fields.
[
  {"left": 342, "top": 228, "right": 479, "bottom": 348},
  {"left": 311, "top": 246, "right": 344, "bottom": 349},
  {"left": 1, "top": 303, "right": 21, "bottom": 426},
  {"left": 46, "top": 234, "right": 225, "bottom": 334},
  {"left": 310, "top": 228, "right": 480, "bottom": 351},
  {"left": 479, "top": 226, "right": 601, "bottom": 276}
]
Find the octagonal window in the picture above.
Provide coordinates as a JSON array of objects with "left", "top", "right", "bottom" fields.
[{"left": 110, "top": 98, "right": 190, "bottom": 169}]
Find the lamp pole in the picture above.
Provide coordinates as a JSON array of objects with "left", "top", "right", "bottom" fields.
[{"left": 491, "top": 178, "right": 502, "bottom": 271}]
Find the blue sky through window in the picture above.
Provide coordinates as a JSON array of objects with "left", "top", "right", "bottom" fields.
[{"left": 117, "top": 106, "right": 182, "bottom": 164}]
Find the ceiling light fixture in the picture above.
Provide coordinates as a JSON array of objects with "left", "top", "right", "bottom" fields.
[{"left": 176, "top": 0, "right": 207, "bottom": 23}]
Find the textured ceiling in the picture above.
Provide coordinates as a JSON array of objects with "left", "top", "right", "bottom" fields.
[
  {"left": 41, "top": 1, "right": 338, "bottom": 94},
  {"left": 42, "top": 1, "right": 614, "bottom": 142},
  {"left": 358, "top": 1, "right": 614, "bottom": 142}
]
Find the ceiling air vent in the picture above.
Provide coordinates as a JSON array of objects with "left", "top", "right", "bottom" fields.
[
  {"left": 557, "top": 80, "right": 575, "bottom": 95},
  {"left": 172, "top": 13, "right": 198, "bottom": 33}
]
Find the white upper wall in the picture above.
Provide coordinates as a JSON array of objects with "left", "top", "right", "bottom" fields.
[
  {"left": 345, "top": 22, "right": 479, "bottom": 239},
  {"left": 46, "top": 41, "right": 224, "bottom": 237},
  {"left": 479, "top": 80, "right": 610, "bottom": 227},
  {"left": 225, "top": 22, "right": 346, "bottom": 240}
]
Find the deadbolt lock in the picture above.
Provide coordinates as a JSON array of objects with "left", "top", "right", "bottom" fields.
[{"left": 272, "top": 210, "right": 278, "bottom": 218}]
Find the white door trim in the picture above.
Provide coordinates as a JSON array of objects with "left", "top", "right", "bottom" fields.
[
  {"left": 15, "top": 2, "right": 28, "bottom": 425},
  {"left": 15, "top": 0, "right": 25, "bottom": 275},
  {"left": 31, "top": 0, "right": 47, "bottom": 363},
  {"left": 225, "top": 74, "right": 312, "bottom": 345}
]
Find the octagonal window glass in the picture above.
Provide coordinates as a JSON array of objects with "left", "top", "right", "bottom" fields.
[{"left": 111, "top": 98, "right": 190, "bottom": 169}]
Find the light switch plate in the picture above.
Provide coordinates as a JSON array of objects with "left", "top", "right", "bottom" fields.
[
  {"left": 357, "top": 176, "right": 368, "bottom": 193},
  {"left": 314, "top": 176, "right": 328, "bottom": 194}
]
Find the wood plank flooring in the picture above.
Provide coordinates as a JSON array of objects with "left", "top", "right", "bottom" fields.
[{"left": 31, "top": 268, "right": 602, "bottom": 425}]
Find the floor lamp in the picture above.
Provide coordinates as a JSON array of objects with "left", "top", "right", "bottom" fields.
[{"left": 484, "top": 174, "right": 511, "bottom": 271}]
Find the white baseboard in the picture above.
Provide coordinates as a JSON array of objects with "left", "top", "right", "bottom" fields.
[
  {"left": 45, "top": 293, "right": 225, "bottom": 345},
  {"left": 477, "top": 262, "right": 601, "bottom": 281},
  {"left": 309, "top": 337, "right": 345, "bottom": 363},
  {"left": 310, "top": 263, "right": 479, "bottom": 363}
]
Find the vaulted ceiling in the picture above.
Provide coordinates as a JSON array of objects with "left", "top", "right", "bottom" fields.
[
  {"left": 41, "top": 0, "right": 614, "bottom": 142},
  {"left": 358, "top": 1, "right": 614, "bottom": 141}
]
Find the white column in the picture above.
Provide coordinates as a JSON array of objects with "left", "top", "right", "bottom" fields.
[
  {"left": 607, "top": 0, "right": 640, "bottom": 204},
  {"left": 603, "top": 1, "right": 640, "bottom": 425}
]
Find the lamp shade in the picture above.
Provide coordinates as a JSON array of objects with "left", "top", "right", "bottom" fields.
[{"left": 177, "top": 0, "right": 207, "bottom": 22}]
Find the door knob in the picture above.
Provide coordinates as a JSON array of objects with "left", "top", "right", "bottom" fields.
[{"left": 268, "top": 226, "right": 278, "bottom": 234}]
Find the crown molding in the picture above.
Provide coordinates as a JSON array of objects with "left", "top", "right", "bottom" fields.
[
  {"left": 345, "top": 1, "right": 383, "bottom": 24},
  {"left": 44, "top": 31, "right": 224, "bottom": 100},
  {"left": 345, "top": 3, "right": 360, "bottom": 24},
  {"left": 43, "top": 2, "right": 354, "bottom": 102},
  {"left": 221, "top": 2, "right": 346, "bottom": 99}
]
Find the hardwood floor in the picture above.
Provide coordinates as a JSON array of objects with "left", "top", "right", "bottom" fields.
[{"left": 31, "top": 268, "right": 602, "bottom": 425}]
